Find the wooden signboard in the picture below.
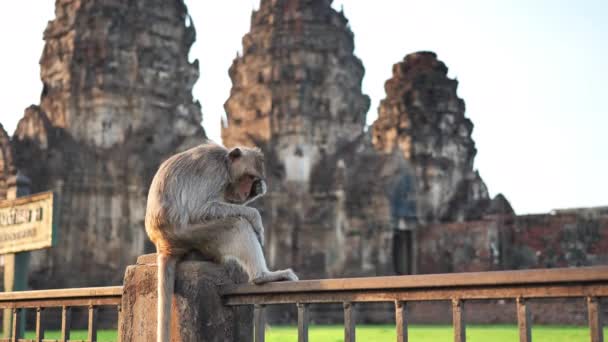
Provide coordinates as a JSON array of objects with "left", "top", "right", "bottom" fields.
[{"left": 0, "top": 191, "right": 55, "bottom": 255}]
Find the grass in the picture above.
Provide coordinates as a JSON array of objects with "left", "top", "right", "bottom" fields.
[
  {"left": 22, "top": 329, "right": 117, "bottom": 341},
  {"left": 265, "top": 324, "right": 608, "bottom": 342},
  {"left": 19, "top": 325, "right": 608, "bottom": 341}
]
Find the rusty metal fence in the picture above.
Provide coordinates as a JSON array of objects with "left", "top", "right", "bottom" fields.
[
  {"left": 0, "top": 266, "right": 605, "bottom": 342},
  {"left": 220, "top": 266, "right": 608, "bottom": 342},
  {"left": 0, "top": 286, "right": 122, "bottom": 342}
]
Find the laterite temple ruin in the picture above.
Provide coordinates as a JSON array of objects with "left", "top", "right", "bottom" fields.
[
  {"left": 2, "top": 0, "right": 205, "bottom": 287},
  {"left": 0, "top": 0, "right": 606, "bottom": 313},
  {"left": 222, "top": 0, "right": 520, "bottom": 279}
]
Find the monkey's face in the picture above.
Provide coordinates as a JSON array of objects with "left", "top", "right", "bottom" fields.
[
  {"left": 235, "top": 175, "right": 267, "bottom": 204},
  {"left": 225, "top": 146, "right": 267, "bottom": 205}
]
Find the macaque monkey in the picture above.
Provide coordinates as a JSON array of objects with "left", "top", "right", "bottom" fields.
[{"left": 145, "top": 142, "right": 298, "bottom": 342}]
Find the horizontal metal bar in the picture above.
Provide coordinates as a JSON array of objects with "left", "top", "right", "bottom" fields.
[
  {"left": 224, "top": 283, "right": 608, "bottom": 305},
  {"left": 0, "top": 286, "right": 122, "bottom": 302},
  {"left": 0, "top": 297, "right": 121, "bottom": 309},
  {"left": 0, "top": 286, "right": 122, "bottom": 310},
  {"left": 221, "top": 266, "right": 608, "bottom": 296}
]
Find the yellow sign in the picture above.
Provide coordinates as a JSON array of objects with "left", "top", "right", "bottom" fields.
[{"left": 0, "top": 192, "right": 55, "bottom": 254}]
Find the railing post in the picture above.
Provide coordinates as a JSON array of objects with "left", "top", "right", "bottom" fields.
[
  {"left": 61, "top": 306, "right": 71, "bottom": 342},
  {"left": 297, "top": 303, "right": 309, "bottom": 342},
  {"left": 343, "top": 302, "right": 356, "bottom": 342},
  {"left": 452, "top": 299, "right": 466, "bottom": 342},
  {"left": 517, "top": 297, "right": 532, "bottom": 342},
  {"left": 254, "top": 304, "right": 266, "bottom": 342},
  {"left": 117, "top": 304, "right": 122, "bottom": 338},
  {"left": 588, "top": 296, "right": 604, "bottom": 342},
  {"left": 10, "top": 308, "right": 21, "bottom": 342},
  {"left": 395, "top": 301, "right": 408, "bottom": 342},
  {"left": 88, "top": 305, "right": 98, "bottom": 342},
  {"left": 35, "top": 307, "right": 44, "bottom": 342}
]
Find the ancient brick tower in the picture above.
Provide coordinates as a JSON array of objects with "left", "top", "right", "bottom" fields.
[
  {"left": 223, "top": 0, "right": 370, "bottom": 152},
  {"left": 223, "top": 0, "right": 401, "bottom": 279},
  {"left": 372, "top": 52, "right": 506, "bottom": 224},
  {"left": 224, "top": 4, "right": 511, "bottom": 280},
  {"left": 10, "top": 0, "right": 206, "bottom": 287}
]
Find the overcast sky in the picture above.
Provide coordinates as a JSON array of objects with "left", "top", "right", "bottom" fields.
[{"left": 0, "top": 1, "right": 606, "bottom": 215}]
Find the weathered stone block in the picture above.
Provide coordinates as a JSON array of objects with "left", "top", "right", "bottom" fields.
[{"left": 119, "top": 254, "right": 252, "bottom": 342}]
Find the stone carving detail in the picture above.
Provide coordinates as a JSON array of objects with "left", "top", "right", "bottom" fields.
[
  {"left": 372, "top": 51, "right": 510, "bottom": 223},
  {"left": 10, "top": 0, "right": 206, "bottom": 287}
]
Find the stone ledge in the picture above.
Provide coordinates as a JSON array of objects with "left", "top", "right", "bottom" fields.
[{"left": 136, "top": 253, "right": 157, "bottom": 264}]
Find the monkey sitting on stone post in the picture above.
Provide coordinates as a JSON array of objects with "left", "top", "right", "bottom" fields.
[{"left": 145, "top": 142, "right": 298, "bottom": 342}]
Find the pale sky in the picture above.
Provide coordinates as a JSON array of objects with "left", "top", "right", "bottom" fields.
[{"left": 0, "top": 1, "right": 606, "bottom": 215}]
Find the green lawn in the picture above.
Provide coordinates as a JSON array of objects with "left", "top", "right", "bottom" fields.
[
  {"left": 22, "top": 329, "right": 117, "bottom": 341},
  {"left": 21, "top": 325, "right": 607, "bottom": 341},
  {"left": 265, "top": 324, "right": 608, "bottom": 342}
]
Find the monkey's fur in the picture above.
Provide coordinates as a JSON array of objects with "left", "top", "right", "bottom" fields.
[{"left": 145, "top": 142, "right": 298, "bottom": 342}]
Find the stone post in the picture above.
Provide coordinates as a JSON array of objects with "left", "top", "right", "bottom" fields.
[
  {"left": 118, "top": 254, "right": 253, "bottom": 342},
  {"left": 2, "top": 172, "right": 31, "bottom": 338}
]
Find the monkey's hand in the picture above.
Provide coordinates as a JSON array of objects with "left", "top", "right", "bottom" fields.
[
  {"left": 199, "top": 201, "right": 265, "bottom": 246},
  {"left": 249, "top": 209, "right": 265, "bottom": 247}
]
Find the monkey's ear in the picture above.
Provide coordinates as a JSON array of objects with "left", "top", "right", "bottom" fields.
[{"left": 228, "top": 147, "right": 242, "bottom": 161}]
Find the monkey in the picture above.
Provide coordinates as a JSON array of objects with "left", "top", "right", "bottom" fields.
[{"left": 145, "top": 142, "right": 298, "bottom": 342}]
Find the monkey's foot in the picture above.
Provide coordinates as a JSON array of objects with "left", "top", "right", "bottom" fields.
[{"left": 252, "top": 269, "right": 298, "bottom": 284}]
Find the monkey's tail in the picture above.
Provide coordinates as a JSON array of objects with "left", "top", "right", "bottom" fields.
[{"left": 157, "top": 253, "right": 176, "bottom": 342}]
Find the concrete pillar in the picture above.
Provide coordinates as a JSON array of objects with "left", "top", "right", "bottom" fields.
[{"left": 118, "top": 253, "right": 253, "bottom": 342}]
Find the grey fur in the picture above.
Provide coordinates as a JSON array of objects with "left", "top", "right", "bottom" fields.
[
  {"left": 145, "top": 142, "right": 265, "bottom": 245},
  {"left": 145, "top": 141, "right": 298, "bottom": 342}
]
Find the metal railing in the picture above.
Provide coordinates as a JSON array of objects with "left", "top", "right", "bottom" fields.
[
  {"left": 221, "top": 266, "right": 608, "bottom": 342},
  {"left": 0, "top": 266, "right": 604, "bottom": 342},
  {"left": 0, "top": 286, "right": 122, "bottom": 342}
]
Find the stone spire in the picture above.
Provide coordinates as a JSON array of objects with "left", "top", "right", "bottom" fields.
[
  {"left": 10, "top": 0, "right": 206, "bottom": 288},
  {"left": 372, "top": 51, "right": 503, "bottom": 222},
  {"left": 222, "top": 0, "right": 389, "bottom": 281},
  {"left": 38, "top": 0, "right": 204, "bottom": 149},
  {"left": 223, "top": 0, "right": 370, "bottom": 160}
]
